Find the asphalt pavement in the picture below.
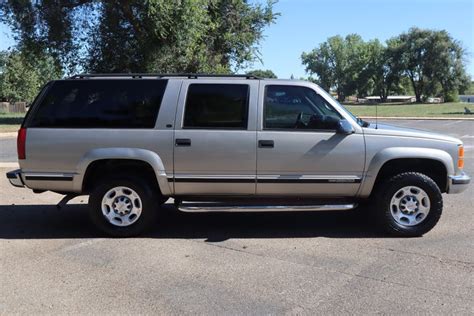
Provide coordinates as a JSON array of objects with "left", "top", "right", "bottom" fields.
[
  {"left": 0, "top": 120, "right": 473, "bottom": 314},
  {"left": 0, "top": 136, "right": 16, "bottom": 162}
]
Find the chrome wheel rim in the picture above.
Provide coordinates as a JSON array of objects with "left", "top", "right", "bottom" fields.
[
  {"left": 390, "top": 186, "right": 430, "bottom": 226},
  {"left": 101, "top": 186, "right": 142, "bottom": 227}
]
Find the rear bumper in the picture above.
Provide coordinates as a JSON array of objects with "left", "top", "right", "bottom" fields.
[
  {"left": 6, "top": 169, "right": 24, "bottom": 188},
  {"left": 447, "top": 172, "right": 470, "bottom": 194}
]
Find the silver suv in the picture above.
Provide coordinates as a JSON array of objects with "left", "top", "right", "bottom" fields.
[{"left": 6, "top": 74, "right": 470, "bottom": 237}]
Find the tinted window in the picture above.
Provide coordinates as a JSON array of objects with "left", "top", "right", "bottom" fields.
[
  {"left": 264, "top": 85, "right": 342, "bottom": 130},
  {"left": 28, "top": 79, "right": 167, "bottom": 128},
  {"left": 183, "top": 84, "right": 249, "bottom": 129}
]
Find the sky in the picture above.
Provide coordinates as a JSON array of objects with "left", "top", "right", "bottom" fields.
[
  {"left": 1, "top": 0, "right": 473, "bottom": 79},
  {"left": 247, "top": 0, "right": 474, "bottom": 79}
]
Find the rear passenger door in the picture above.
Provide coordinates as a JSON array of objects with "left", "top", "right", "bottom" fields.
[{"left": 172, "top": 80, "right": 258, "bottom": 195}]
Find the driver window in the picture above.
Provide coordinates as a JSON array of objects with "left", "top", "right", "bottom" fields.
[{"left": 264, "top": 85, "right": 342, "bottom": 130}]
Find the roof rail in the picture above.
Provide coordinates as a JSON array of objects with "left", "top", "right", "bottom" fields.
[{"left": 68, "top": 73, "right": 261, "bottom": 80}]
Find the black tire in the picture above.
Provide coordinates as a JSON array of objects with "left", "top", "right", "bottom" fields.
[
  {"left": 372, "top": 172, "right": 443, "bottom": 237},
  {"left": 88, "top": 174, "right": 164, "bottom": 237}
]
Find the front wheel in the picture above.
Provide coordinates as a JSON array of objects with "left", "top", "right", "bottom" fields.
[
  {"left": 373, "top": 172, "right": 443, "bottom": 237},
  {"left": 88, "top": 175, "right": 164, "bottom": 237}
]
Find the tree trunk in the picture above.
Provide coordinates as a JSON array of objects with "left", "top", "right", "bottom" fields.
[
  {"left": 415, "top": 90, "right": 422, "bottom": 103},
  {"left": 380, "top": 87, "right": 388, "bottom": 103},
  {"left": 337, "top": 90, "right": 345, "bottom": 102},
  {"left": 409, "top": 75, "right": 422, "bottom": 103}
]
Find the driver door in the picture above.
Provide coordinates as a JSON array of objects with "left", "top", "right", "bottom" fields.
[{"left": 256, "top": 83, "right": 365, "bottom": 197}]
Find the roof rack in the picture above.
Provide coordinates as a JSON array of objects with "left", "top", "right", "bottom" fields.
[{"left": 69, "top": 73, "right": 261, "bottom": 80}]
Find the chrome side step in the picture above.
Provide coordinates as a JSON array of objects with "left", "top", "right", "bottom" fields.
[{"left": 177, "top": 201, "right": 357, "bottom": 213}]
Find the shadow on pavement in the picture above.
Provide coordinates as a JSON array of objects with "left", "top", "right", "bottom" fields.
[{"left": 0, "top": 203, "right": 389, "bottom": 240}]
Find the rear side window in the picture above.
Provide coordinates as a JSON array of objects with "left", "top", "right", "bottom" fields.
[
  {"left": 183, "top": 84, "right": 249, "bottom": 129},
  {"left": 28, "top": 79, "right": 167, "bottom": 128}
]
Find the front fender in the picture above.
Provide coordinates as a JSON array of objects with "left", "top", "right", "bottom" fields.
[
  {"left": 73, "top": 147, "right": 173, "bottom": 195},
  {"left": 358, "top": 147, "right": 455, "bottom": 197}
]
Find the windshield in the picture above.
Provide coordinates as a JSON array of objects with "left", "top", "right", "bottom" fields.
[{"left": 317, "top": 88, "right": 368, "bottom": 127}]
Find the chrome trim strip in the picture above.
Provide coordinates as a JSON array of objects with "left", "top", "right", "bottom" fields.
[
  {"left": 178, "top": 202, "right": 357, "bottom": 213},
  {"left": 25, "top": 176, "right": 74, "bottom": 181},
  {"left": 258, "top": 175, "right": 361, "bottom": 180},
  {"left": 173, "top": 175, "right": 255, "bottom": 179},
  {"left": 169, "top": 175, "right": 362, "bottom": 184},
  {"left": 257, "top": 178, "right": 361, "bottom": 184},
  {"left": 23, "top": 172, "right": 75, "bottom": 181},
  {"left": 23, "top": 172, "right": 75, "bottom": 177},
  {"left": 177, "top": 179, "right": 253, "bottom": 183},
  {"left": 170, "top": 175, "right": 255, "bottom": 183}
]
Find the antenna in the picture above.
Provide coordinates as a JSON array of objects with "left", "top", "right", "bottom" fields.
[{"left": 375, "top": 100, "right": 378, "bottom": 129}]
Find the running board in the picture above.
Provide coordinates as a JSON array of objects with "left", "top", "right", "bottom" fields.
[{"left": 177, "top": 201, "right": 357, "bottom": 213}]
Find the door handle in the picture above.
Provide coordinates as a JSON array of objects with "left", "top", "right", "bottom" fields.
[
  {"left": 258, "top": 140, "right": 274, "bottom": 148},
  {"left": 175, "top": 138, "right": 191, "bottom": 146}
]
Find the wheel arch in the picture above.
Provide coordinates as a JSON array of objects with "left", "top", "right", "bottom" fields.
[
  {"left": 359, "top": 147, "right": 454, "bottom": 197},
  {"left": 74, "top": 148, "right": 173, "bottom": 196}
]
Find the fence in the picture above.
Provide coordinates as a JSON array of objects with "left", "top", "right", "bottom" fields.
[
  {"left": 459, "top": 95, "right": 474, "bottom": 103},
  {"left": 0, "top": 102, "right": 27, "bottom": 113}
]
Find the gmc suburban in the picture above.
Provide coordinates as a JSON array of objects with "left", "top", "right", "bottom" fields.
[{"left": 6, "top": 74, "right": 470, "bottom": 237}]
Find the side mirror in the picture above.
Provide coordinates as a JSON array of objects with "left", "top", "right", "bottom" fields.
[{"left": 336, "top": 119, "right": 355, "bottom": 134}]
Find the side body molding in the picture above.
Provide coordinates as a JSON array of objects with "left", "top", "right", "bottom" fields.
[
  {"left": 74, "top": 148, "right": 173, "bottom": 195},
  {"left": 358, "top": 147, "right": 455, "bottom": 197}
]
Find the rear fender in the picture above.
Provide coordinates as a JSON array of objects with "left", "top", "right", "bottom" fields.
[{"left": 74, "top": 148, "right": 172, "bottom": 195}]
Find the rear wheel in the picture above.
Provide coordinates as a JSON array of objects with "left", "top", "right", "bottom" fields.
[
  {"left": 88, "top": 175, "right": 164, "bottom": 237},
  {"left": 373, "top": 172, "right": 443, "bottom": 237}
]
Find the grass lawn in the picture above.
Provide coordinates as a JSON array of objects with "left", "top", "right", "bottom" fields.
[
  {"left": 345, "top": 102, "right": 474, "bottom": 118},
  {"left": 0, "top": 112, "right": 25, "bottom": 133}
]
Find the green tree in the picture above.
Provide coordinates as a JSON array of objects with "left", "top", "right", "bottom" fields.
[
  {"left": 301, "top": 34, "right": 368, "bottom": 101},
  {"left": 0, "top": 1, "right": 277, "bottom": 74},
  {"left": 0, "top": 52, "right": 39, "bottom": 103},
  {"left": 246, "top": 69, "right": 277, "bottom": 78},
  {"left": 0, "top": 51, "right": 8, "bottom": 102},
  {"left": 430, "top": 32, "right": 470, "bottom": 101},
  {"left": 0, "top": 51, "right": 8, "bottom": 75},
  {"left": 0, "top": 50, "right": 61, "bottom": 103},
  {"left": 365, "top": 38, "right": 405, "bottom": 102},
  {"left": 301, "top": 40, "right": 335, "bottom": 93},
  {"left": 463, "top": 81, "right": 474, "bottom": 95},
  {"left": 396, "top": 28, "right": 469, "bottom": 102},
  {"left": 302, "top": 28, "right": 469, "bottom": 103}
]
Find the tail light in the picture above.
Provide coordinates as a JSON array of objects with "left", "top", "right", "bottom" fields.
[
  {"left": 458, "top": 145, "right": 464, "bottom": 169},
  {"left": 17, "top": 127, "right": 27, "bottom": 160}
]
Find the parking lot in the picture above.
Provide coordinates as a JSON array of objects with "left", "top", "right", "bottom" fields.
[{"left": 1, "top": 120, "right": 473, "bottom": 314}]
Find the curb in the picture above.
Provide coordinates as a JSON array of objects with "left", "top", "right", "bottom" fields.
[
  {"left": 0, "top": 162, "right": 19, "bottom": 168},
  {"left": 360, "top": 116, "right": 474, "bottom": 120},
  {"left": 0, "top": 132, "right": 17, "bottom": 138}
]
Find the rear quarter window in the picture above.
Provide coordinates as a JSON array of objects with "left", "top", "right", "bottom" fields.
[{"left": 27, "top": 79, "right": 167, "bottom": 128}]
